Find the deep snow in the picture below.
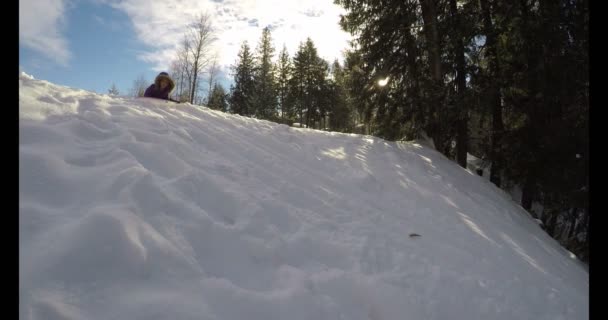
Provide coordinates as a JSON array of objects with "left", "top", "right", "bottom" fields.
[{"left": 19, "top": 73, "right": 588, "bottom": 320}]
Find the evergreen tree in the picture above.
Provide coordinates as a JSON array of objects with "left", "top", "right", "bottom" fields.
[
  {"left": 334, "top": 0, "right": 589, "bottom": 261},
  {"left": 290, "top": 38, "right": 329, "bottom": 129},
  {"left": 252, "top": 27, "right": 278, "bottom": 119},
  {"left": 207, "top": 83, "right": 228, "bottom": 112},
  {"left": 327, "top": 60, "right": 352, "bottom": 132},
  {"left": 276, "top": 45, "right": 292, "bottom": 121},
  {"left": 289, "top": 42, "right": 307, "bottom": 127},
  {"left": 229, "top": 41, "right": 255, "bottom": 116},
  {"left": 108, "top": 83, "right": 120, "bottom": 96}
]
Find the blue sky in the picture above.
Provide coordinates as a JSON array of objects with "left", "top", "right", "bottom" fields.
[
  {"left": 20, "top": 0, "right": 162, "bottom": 94},
  {"left": 19, "top": 0, "right": 352, "bottom": 98}
]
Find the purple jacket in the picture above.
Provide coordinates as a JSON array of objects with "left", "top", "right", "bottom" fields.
[
  {"left": 144, "top": 84, "right": 171, "bottom": 100},
  {"left": 144, "top": 72, "right": 176, "bottom": 101}
]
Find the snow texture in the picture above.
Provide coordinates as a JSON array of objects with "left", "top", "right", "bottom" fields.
[{"left": 20, "top": 74, "right": 588, "bottom": 320}]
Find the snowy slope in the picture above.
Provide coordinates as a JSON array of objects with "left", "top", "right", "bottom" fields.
[{"left": 19, "top": 73, "right": 588, "bottom": 320}]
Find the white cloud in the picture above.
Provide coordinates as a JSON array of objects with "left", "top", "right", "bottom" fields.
[
  {"left": 19, "top": 0, "right": 72, "bottom": 66},
  {"left": 215, "top": 0, "right": 352, "bottom": 66},
  {"left": 101, "top": 0, "right": 215, "bottom": 72},
  {"left": 103, "top": 0, "right": 352, "bottom": 77}
]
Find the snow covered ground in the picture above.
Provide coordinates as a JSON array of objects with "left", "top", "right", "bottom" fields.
[{"left": 19, "top": 73, "right": 588, "bottom": 320}]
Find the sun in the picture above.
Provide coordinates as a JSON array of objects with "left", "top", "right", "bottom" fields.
[{"left": 378, "top": 77, "right": 389, "bottom": 87}]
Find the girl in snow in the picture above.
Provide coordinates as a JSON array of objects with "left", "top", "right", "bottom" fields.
[{"left": 144, "top": 72, "right": 177, "bottom": 101}]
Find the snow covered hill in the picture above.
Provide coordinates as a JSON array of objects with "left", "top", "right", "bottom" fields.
[{"left": 19, "top": 73, "right": 588, "bottom": 320}]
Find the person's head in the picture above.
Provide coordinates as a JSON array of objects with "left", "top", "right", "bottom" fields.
[{"left": 154, "top": 72, "right": 175, "bottom": 92}]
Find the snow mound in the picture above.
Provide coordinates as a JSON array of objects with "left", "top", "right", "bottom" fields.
[{"left": 20, "top": 75, "right": 588, "bottom": 320}]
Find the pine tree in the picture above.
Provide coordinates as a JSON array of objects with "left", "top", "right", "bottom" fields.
[
  {"left": 229, "top": 41, "right": 255, "bottom": 116},
  {"left": 334, "top": 0, "right": 588, "bottom": 260},
  {"left": 327, "top": 60, "right": 352, "bottom": 132},
  {"left": 288, "top": 38, "right": 330, "bottom": 129},
  {"left": 108, "top": 83, "right": 120, "bottom": 96},
  {"left": 342, "top": 49, "right": 373, "bottom": 134},
  {"left": 290, "top": 42, "right": 307, "bottom": 127},
  {"left": 206, "top": 57, "right": 220, "bottom": 105},
  {"left": 251, "top": 27, "right": 278, "bottom": 120},
  {"left": 336, "top": 0, "right": 434, "bottom": 139},
  {"left": 207, "top": 83, "right": 228, "bottom": 112},
  {"left": 276, "top": 45, "right": 292, "bottom": 121}
]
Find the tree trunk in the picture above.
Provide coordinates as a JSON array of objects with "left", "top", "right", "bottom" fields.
[
  {"left": 420, "top": 0, "right": 442, "bottom": 81},
  {"left": 207, "top": 59, "right": 217, "bottom": 105},
  {"left": 281, "top": 93, "right": 285, "bottom": 119},
  {"left": 544, "top": 211, "right": 557, "bottom": 237},
  {"left": 568, "top": 208, "right": 578, "bottom": 240},
  {"left": 519, "top": 0, "right": 533, "bottom": 210},
  {"left": 521, "top": 171, "right": 535, "bottom": 212},
  {"left": 479, "top": 0, "right": 504, "bottom": 187},
  {"left": 191, "top": 60, "right": 198, "bottom": 104},
  {"left": 419, "top": 0, "right": 445, "bottom": 153},
  {"left": 450, "top": 0, "right": 469, "bottom": 168},
  {"left": 404, "top": 29, "right": 423, "bottom": 133},
  {"left": 178, "top": 69, "right": 183, "bottom": 100},
  {"left": 584, "top": 206, "right": 589, "bottom": 260}
]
